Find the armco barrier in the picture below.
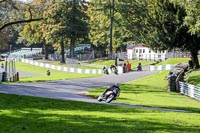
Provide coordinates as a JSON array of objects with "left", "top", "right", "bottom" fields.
[
  {"left": 150, "top": 64, "right": 175, "bottom": 71},
  {"left": 179, "top": 81, "right": 200, "bottom": 101},
  {"left": 0, "top": 72, "right": 2, "bottom": 82},
  {"left": 21, "top": 59, "right": 103, "bottom": 74}
]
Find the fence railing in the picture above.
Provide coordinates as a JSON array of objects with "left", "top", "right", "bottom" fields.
[
  {"left": 179, "top": 81, "right": 200, "bottom": 101},
  {"left": 80, "top": 62, "right": 105, "bottom": 69},
  {"left": 150, "top": 64, "right": 175, "bottom": 71},
  {"left": 0, "top": 72, "right": 2, "bottom": 82},
  {"left": 21, "top": 59, "right": 103, "bottom": 75}
]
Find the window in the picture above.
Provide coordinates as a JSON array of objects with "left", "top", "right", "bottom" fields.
[
  {"left": 143, "top": 49, "right": 145, "bottom": 53},
  {"left": 136, "top": 49, "right": 138, "bottom": 53},
  {"left": 139, "top": 49, "right": 142, "bottom": 53},
  {"left": 149, "top": 49, "right": 151, "bottom": 53}
]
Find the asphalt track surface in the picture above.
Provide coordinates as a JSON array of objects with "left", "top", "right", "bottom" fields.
[
  {"left": 0, "top": 68, "right": 157, "bottom": 101},
  {"left": 0, "top": 67, "right": 191, "bottom": 113}
]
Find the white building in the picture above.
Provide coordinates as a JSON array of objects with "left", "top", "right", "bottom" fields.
[{"left": 127, "top": 44, "right": 167, "bottom": 61}]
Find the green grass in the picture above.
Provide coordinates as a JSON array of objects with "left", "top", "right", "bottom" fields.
[
  {"left": 88, "top": 71, "right": 200, "bottom": 113},
  {"left": 157, "top": 58, "right": 190, "bottom": 65},
  {"left": 1, "top": 59, "right": 200, "bottom": 132},
  {"left": 47, "top": 59, "right": 155, "bottom": 70},
  {"left": 49, "top": 61, "right": 100, "bottom": 70},
  {"left": 187, "top": 69, "right": 200, "bottom": 86},
  {"left": 0, "top": 93, "right": 200, "bottom": 133},
  {"left": 15, "top": 62, "right": 101, "bottom": 82},
  {"left": 91, "top": 59, "right": 155, "bottom": 69}
]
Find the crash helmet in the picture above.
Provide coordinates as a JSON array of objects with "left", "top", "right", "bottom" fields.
[{"left": 114, "top": 83, "right": 119, "bottom": 87}]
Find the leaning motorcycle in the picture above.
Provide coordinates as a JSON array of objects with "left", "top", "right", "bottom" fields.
[{"left": 97, "top": 86, "right": 120, "bottom": 103}]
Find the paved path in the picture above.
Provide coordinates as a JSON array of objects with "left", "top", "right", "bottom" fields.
[
  {"left": 0, "top": 66, "right": 191, "bottom": 113},
  {"left": 0, "top": 65, "right": 40, "bottom": 77},
  {"left": 0, "top": 68, "right": 156, "bottom": 101}
]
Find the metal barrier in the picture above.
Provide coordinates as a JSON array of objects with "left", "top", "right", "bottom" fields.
[
  {"left": 21, "top": 59, "right": 103, "bottom": 74},
  {"left": 179, "top": 81, "right": 200, "bottom": 101},
  {"left": 175, "top": 70, "right": 184, "bottom": 92},
  {"left": 150, "top": 64, "right": 175, "bottom": 71},
  {"left": 0, "top": 72, "right": 2, "bottom": 82}
]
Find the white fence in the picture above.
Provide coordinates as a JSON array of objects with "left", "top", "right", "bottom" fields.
[
  {"left": 149, "top": 64, "right": 175, "bottom": 71},
  {"left": 21, "top": 59, "right": 103, "bottom": 74},
  {"left": 179, "top": 81, "right": 200, "bottom": 101},
  {"left": 0, "top": 72, "right": 2, "bottom": 82}
]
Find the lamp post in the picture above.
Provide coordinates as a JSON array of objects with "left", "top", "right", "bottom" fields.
[
  {"left": 109, "top": 0, "right": 114, "bottom": 59},
  {"left": 9, "top": 44, "right": 12, "bottom": 55}
]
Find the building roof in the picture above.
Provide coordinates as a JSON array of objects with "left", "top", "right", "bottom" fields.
[{"left": 126, "top": 44, "right": 147, "bottom": 49}]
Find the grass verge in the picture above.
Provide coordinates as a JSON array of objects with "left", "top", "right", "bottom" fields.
[
  {"left": 157, "top": 58, "right": 190, "bottom": 65},
  {"left": 87, "top": 71, "right": 200, "bottom": 113},
  {"left": 91, "top": 59, "right": 155, "bottom": 69},
  {"left": 187, "top": 69, "right": 200, "bottom": 86},
  {"left": 15, "top": 62, "right": 101, "bottom": 82},
  {"left": 0, "top": 93, "right": 200, "bottom": 133}
]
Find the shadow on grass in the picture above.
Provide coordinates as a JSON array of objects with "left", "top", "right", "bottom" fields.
[
  {"left": 116, "top": 83, "right": 200, "bottom": 112},
  {"left": 0, "top": 93, "right": 200, "bottom": 133},
  {"left": 0, "top": 93, "right": 142, "bottom": 114},
  {"left": 0, "top": 112, "right": 199, "bottom": 133}
]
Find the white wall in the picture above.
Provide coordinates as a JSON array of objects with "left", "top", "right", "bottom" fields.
[{"left": 127, "top": 46, "right": 167, "bottom": 61}]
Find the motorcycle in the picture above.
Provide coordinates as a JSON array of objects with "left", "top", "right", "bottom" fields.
[
  {"left": 110, "top": 65, "right": 118, "bottom": 74},
  {"left": 97, "top": 85, "right": 120, "bottom": 103}
]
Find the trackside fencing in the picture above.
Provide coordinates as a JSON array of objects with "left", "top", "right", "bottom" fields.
[
  {"left": 0, "top": 72, "right": 2, "bottom": 82},
  {"left": 150, "top": 64, "right": 175, "bottom": 71},
  {"left": 21, "top": 59, "right": 103, "bottom": 74},
  {"left": 179, "top": 81, "right": 200, "bottom": 101}
]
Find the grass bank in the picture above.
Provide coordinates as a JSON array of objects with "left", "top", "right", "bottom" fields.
[
  {"left": 0, "top": 93, "right": 200, "bottom": 133},
  {"left": 50, "top": 59, "right": 155, "bottom": 69},
  {"left": 157, "top": 58, "right": 190, "bottom": 65},
  {"left": 15, "top": 62, "right": 101, "bottom": 82},
  {"left": 88, "top": 71, "right": 200, "bottom": 113},
  {"left": 187, "top": 69, "right": 200, "bottom": 86},
  {"left": 91, "top": 59, "right": 155, "bottom": 69}
]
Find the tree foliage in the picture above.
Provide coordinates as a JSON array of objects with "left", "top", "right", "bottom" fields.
[
  {"left": 19, "top": 0, "right": 89, "bottom": 62},
  {"left": 118, "top": 0, "right": 200, "bottom": 68},
  {"left": 88, "top": 0, "right": 135, "bottom": 53}
]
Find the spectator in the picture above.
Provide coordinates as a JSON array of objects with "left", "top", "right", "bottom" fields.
[{"left": 1, "top": 63, "right": 4, "bottom": 69}]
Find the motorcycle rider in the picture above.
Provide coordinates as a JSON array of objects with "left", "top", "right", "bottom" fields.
[{"left": 102, "top": 83, "right": 120, "bottom": 98}]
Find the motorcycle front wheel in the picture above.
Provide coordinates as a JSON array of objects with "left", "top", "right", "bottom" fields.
[{"left": 97, "top": 96, "right": 103, "bottom": 102}]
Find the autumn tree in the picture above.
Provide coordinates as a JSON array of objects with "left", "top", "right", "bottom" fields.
[
  {"left": 42, "top": 0, "right": 89, "bottom": 62},
  {"left": 0, "top": 0, "right": 44, "bottom": 52},
  {"left": 88, "top": 0, "right": 135, "bottom": 56},
  {"left": 0, "top": 0, "right": 43, "bottom": 32},
  {"left": 18, "top": 0, "right": 50, "bottom": 59}
]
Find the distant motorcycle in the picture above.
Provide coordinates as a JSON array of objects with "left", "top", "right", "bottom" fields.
[
  {"left": 97, "top": 84, "right": 120, "bottom": 103},
  {"left": 110, "top": 65, "right": 118, "bottom": 74}
]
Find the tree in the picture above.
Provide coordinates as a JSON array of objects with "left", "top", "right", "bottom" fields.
[
  {"left": 18, "top": 0, "right": 50, "bottom": 59},
  {"left": 0, "top": 0, "right": 44, "bottom": 52},
  {"left": 87, "top": 0, "right": 110, "bottom": 52},
  {"left": 42, "top": 0, "right": 89, "bottom": 62},
  {"left": 0, "top": 0, "right": 43, "bottom": 32},
  {"left": 0, "top": 28, "right": 9, "bottom": 51},
  {"left": 170, "top": 0, "right": 200, "bottom": 68},
  {"left": 118, "top": 0, "right": 200, "bottom": 68},
  {"left": 88, "top": 0, "right": 135, "bottom": 55}
]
